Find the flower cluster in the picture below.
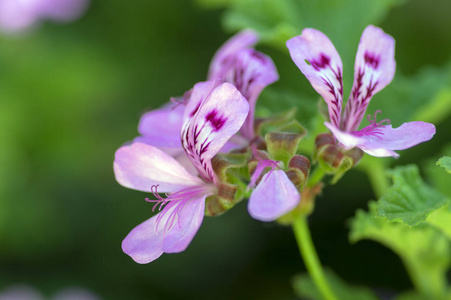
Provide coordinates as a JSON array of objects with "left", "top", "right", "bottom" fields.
[{"left": 114, "top": 26, "right": 435, "bottom": 263}]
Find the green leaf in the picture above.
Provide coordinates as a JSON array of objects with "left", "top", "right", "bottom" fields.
[
  {"left": 396, "top": 291, "right": 434, "bottom": 300},
  {"left": 293, "top": 269, "right": 378, "bottom": 300},
  {"left": 426, "top": 205, "right": 451, "bottom": 240},
  {"left": 366, "top": 63, "right": 451, "bottom": 127},
  {"left": 350, "top": 202, "right": 450, "bottom": 297},
  {"left": 221, "top": 0, "right": 406, "bottom": 69},
  {"left": 437, "top": 156, "right": 451, "bottom": 174},
  {"left": 376, "top": 165, "right": 449, "bottom": 226},
  {"left": 194, "top": 0, "right": 235, "bottom": 9}
]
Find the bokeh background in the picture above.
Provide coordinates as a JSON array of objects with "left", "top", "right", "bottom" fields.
[{"left": 0, "top": 0, "right": 450, "bottom": 299}]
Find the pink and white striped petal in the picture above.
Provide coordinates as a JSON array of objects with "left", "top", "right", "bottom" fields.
[
  {"left": 181, "top": 82, "right": 249, "bottom": 183},
  {"left": 342, "top": 25, "right": 396, "bottom": 132},
  {"left": 134, "top": 102, "right": 185, "bottom": 152},
  {"left": 208, "top": 29, "right": 258, "bottom": 80},
  {"left": 114, "top": 142, "right": 203, "bottom": 193},
  {"left": 229, "top": 49, "right": 279, "bottom": 139},
  {"left": 325, "top": 121, "right": 436, "bottom": 158},
  {"left": 183, "top": 81, "right": 218, "bottom": 122},
  {"left": 286, "top": 28, "right": 344, "bottom": 128},
  {"left": 248, "top": 170, "right": 300, "bottom": 222}
]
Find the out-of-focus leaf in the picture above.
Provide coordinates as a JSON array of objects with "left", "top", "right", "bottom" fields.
[
  {"left": 426, "top": 205, "right": 451, "bottom": 240},
  {"left": 437, "top": 156, "right": 451, "bottom": 174},
  {"left": 376, "top": 165, "right": 449, "bottom": 226},
  {"left": 350, "top": 202, "right": 450, "bottom": 297},
  {"left": 396, "top": 291, "right": 432, "bottom": 300},
  {"left": 293, "top": 269, "right": 378, "bottom": 300},
  {"left": 221, "top": 0, "right": 407, "bottom": 69},
  {"left": 425, "top": 145, "right": 451, "bottom": 199},
  {"left": 194, "top": 0, "right": 235, "bottom": 9}
]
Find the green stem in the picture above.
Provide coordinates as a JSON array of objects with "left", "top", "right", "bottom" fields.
[
  {"left": 359, "top": 157, "right": 389, "bottom": 199},
  {"left": 293, "top": 216, "right": 337, "bottom": 300},
  {"left": 307, "top": 166, "right": 325, "bottom": 188}
]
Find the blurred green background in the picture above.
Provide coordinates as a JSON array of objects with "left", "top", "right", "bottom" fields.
[{"left": 0, "top": 0, "right": 450, "bottom": 299}]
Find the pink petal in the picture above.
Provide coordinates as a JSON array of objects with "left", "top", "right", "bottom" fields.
[
  {"left": 325, "top": 121, "right": 436, "bottom": 158},
  {"left": 248, "top": 170, "right": 300, "bottom": 222},
  {"left": 357, "top": 121, "right": 436, "bottom": 157},
  {"left": 342, "top": 25, "right": 396, "bottom": 132},
  {"left": 162, "top": 194, "right": 206, "bottom": 253},
  {"left": 135, "top": 102, "right": 185, "bottom": 150},
  {"left": 36, "top": 0, "right": 89, "bottom": 22},
  {"left": 324, "top": 122, "right": 363, "bottom": 150},
  {"left": 227, "top": 49, "right": 279, "bottom": 139},
  {"left": 219, "top": 136, "right": 248, "bottom": 153},
  {"left": 122, "top": 214, "right": 165, "bottom": 264},
  {"left": 208, "top": 29, "right": 258, "bottom": 80},
  {"left": 181, "top": 82, "right": 249, "bottom": 183},
  {"left": 114, "top": 142, "right": 203, "bottom": 193},
  {"left": 183, "top": 81, "right": 218, "bottom": 122},
  {"left": 122, "top": 193, "right": 207, "bottom": 264},
  {"left": 0, "top": 0, "right": 38, "bottom": 32},
  {"left": 287, "top": 28, "right": 344, "bottom": 128}
]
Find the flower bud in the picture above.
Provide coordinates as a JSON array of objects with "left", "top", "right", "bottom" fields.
[
  {"left": 288, "top": 155, "right": 310, "bottom": 178},
  {"left": 318, "top": 144, "right": 344, "bottom": 169},
  {"left": 314, "top": 133, "right": 335, "bottom": 162},
  {"left": 286, "top": 155, "right": 310, "bottom": 189},
  {"left": 316, "top": 143, "right": 353, "bottom": 183},
  {"left": 345, "top": 147, "right": 364, "bottom": 167}
]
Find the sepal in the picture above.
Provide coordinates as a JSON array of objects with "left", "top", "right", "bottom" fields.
[
  {"left": 255, "top": 108, "right": 297, "bottom": 136},
  {"left": 205, "top": 182, "right": 237, "bottom": 216},
  {"left": 265, "top": 131, "right": 304, "bottom": 165},
  {"left": 205, "top": 153, "right": 249, "bottom": 216}
]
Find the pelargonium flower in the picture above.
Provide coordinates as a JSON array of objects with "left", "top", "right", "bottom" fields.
[
  {"left": 247, "top": 159, "right": 300, "bottom": 221},
  {"left": 135, "top": 30, "right": 278, "bottom": 155},
  {"left": 114, "top": 81, "right": 249, "bottom": 263},
  {"left": 0, "top": 0, "right": 89, "bottom": 33},
  {"left": 209, "top": 29, "right": 279, "bottom": 140},
  {"left": 287, "top": 25, "right": 435, "bottom": 157}
]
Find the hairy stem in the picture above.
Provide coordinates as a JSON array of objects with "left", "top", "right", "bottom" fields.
[
  {"left": 307, "top": 166, "right": 325, "bottom": 188},
  {"left": 293, "top": 216, "right": 337, "bottom": 300},
  {"left": 359, "top": 157, "right": 389, "bottom": 198}
]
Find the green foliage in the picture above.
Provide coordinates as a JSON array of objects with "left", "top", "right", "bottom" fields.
[
  {"left": 426, "top": 205, "right": 451, "bottom": 241},
  {"left": 437, "top": 156, "right": 451, "bottom": 174},
  {"left": 425, "top": 145, "right": 451, "bottom": 199},
  {"left": 217, "top": 0, "right": 406, "bottom": 68},
  {"left": 293, "top": 269, "right": 378, "bottom": 300},
  {"left": 376, "top": 165, "right": 449, "bottom": 226},
  {"left": 350, "top": 202, "right": 451, "bottom": 298},
  {"left": 369, "top": 63, "right": 451, "bottom": 127}
]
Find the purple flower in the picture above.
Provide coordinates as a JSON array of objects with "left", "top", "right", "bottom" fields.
[
  {"left": 209, "top": 30, "right": 279, "bottom": 140},
  {"left": 287, "top": 25, "right": 435, "bottom": 157},
  {"left": 247, "top": 159, "right": 300, "bottom": 221},
  {"left": 114, "top": 81, "right": 249, "bottom": 263},
  {"left": 0, "top": 0, "right": 89, "bottom": 33},
  {"left": 135, "top": 30, "right": 279, "bottom": 155}
]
